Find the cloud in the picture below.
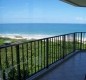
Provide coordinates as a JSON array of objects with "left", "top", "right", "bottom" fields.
[{"left": 76, "top": 17, "right": 86, "bottom": 23}]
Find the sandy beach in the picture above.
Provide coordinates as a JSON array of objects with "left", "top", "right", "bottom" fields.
[
  {"left": 0, "top": 34, "right": 53, "bottom": 40},
  {"left": 0, "top": 34, "right": 86, "bottom": 43}
]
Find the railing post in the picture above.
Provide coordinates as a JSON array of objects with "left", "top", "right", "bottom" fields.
[
  {"left": 63, "top": 35, "right": 65, "bottom": 58},
  {"left": 0, "top": 49, "right": 1, "bottom": 69},
  {"left": 73, "top": 33, "right": 76, "bottom": 52},
  {"left": 46, "top": 38, "right": 49, "bottom": 68},
  {"left": 80, "top": 32, "right": 82, "bottom": 50},
  {"left": 16, "top": 44, "right": 21, "bottom": 80},
  {"left": 3, "top": 70, "right": 6, "bottom": 80}
]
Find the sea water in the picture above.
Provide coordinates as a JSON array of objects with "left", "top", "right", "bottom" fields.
[{"left": 0, "top": 23, "right": 86, "bottom": 39}]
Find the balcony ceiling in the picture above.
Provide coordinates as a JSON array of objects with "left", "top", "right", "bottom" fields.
[{"left": 61, "top": 0, "right": 86, "bottom": 7}]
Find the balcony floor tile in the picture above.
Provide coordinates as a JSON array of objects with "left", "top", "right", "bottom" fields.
[{"left": 38, "top": 52, "right": 86, "bottom": 80}]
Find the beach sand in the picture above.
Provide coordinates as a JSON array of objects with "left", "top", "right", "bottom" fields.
[
  {"left": 0, "top": 34, "right": 86, "bottom": 43},
  {"left": 0, "top": 34, "right": 52, "bottom": 40}
]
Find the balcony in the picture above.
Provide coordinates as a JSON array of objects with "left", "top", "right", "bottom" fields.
[
  {"left": 37, "top": 51, "right": 86, "bottom": 80},
  {"left": 0, "top": 32, "right": 86, "bottom": 80}
]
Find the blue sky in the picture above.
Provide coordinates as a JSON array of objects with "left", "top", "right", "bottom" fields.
[{"left": 0, "top": 0, "right": 86, "bottom": 23}]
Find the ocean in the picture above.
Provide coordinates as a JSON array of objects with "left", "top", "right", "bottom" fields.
[{"left": 0, "top": 23, "right": 86, "bottom": 39}]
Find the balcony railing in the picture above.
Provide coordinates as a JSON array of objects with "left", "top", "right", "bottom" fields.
[{"left": 0, "top": 32, "right": 86, "bottom": 80}]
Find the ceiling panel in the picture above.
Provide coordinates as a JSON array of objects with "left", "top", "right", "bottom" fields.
[{"left": 61, "top": 0, "right": 86, "bottom": 7}]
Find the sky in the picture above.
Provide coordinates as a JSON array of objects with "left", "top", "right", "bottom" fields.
[{"left": 0, "top": 0, "right": 86, "bottom": 23}]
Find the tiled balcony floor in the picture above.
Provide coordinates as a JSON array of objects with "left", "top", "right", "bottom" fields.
[{"left": 38, "top": 52, "right": 86, "bottom": 80}]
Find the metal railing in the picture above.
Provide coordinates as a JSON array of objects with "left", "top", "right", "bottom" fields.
[{"left": 0, "top": 32, "right": 86, "bottom": 80}]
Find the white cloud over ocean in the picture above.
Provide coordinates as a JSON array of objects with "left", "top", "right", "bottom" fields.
[{"left": 76, "top": 17, "right": 86, "bottom": 23}]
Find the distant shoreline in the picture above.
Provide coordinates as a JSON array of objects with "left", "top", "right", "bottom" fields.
[
  {"left": 0, "top": 33, "right": 86, "bottom": 42},
  {"left": 0, "top": 34, "right": 53, "bottom": 40}
]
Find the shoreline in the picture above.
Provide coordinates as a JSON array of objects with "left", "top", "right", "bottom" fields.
[
  {"left": 0, "top": 34, "right": 86, "bottom": 42},
  {"left": 0, "top": 34, "right": 53, "bottom": 40}
]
